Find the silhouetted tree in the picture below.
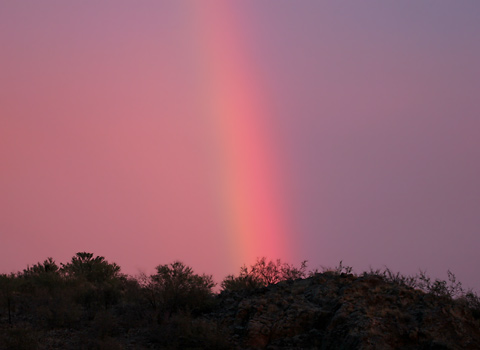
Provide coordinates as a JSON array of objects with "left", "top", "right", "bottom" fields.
[
  {"left": 61, "top": 252, "right": 121, "bottom": 283},
  {"left": 61, "top": 252, "right": 124, "bottom": 310},
  {"left": 148, "top": 261, "right": 215, "bottom": 316},
  {"left": 21, "top": 257, "right": 61, "bottom": 294},
  {"left": 23, "top": 257, "right": 59, "bottom": 276}
]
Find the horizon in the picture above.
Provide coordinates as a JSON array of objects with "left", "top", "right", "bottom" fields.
[{"left": 8, "top": 252, "right": 477, "bottom": 295}]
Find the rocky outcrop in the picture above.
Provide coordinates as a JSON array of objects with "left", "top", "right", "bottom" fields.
[{"left": 211, "top": 273, "right": 480, "bottom": 349}]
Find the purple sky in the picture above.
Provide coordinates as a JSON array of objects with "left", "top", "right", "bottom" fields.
[{"left": 1, "top": 1, "right": 479, "bottom": 290}]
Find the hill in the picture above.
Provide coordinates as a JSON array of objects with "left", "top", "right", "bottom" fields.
[
  {"left": 211, "top": 273, "right": 480, "bottom": 349},
  {"left": 1, "top": 255, "right": 479, "bottom": 349}
]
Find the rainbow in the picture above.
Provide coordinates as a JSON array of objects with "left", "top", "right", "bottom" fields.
[{"left": 191, "top": 3, "right": 293, "bottom": 268}]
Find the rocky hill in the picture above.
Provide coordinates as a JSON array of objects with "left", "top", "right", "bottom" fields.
[
  {"left": 2, "top": 258, "right": 480, "bottom": 349},
  {"left": 210, "top": 273, "right": 480, "bottom": 349}
]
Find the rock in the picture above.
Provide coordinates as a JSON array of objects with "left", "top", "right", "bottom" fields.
[{"left": 209, "top": 274, "right": 480, "bottom": 349}]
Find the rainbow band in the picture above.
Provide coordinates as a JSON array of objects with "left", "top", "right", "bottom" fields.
[{"left": 193, "top": 3, "right": 291, "bottom": 267}]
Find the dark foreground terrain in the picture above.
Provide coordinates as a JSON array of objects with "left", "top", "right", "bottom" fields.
[
  {"left": 212, "top": 273, "right": 480, "bottom": 349},
  {"left": 1, "top": 255, "right": 480, "bottom": 349}
]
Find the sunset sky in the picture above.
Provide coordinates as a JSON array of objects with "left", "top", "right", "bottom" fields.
[{"left": 1, "top": 1, "right": 479, "bottom": 290}]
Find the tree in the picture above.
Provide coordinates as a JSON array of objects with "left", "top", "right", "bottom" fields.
[
  {"left": 61, "top": 252, "right": 121, "bottom": 283},
  {"left": 61, "top": 252, "right": 123, "bottom": 309},
  {"left": 148, "top": 261, "right": 215, "bottom": 315},
  {"left": 22, "top": 257, "right": 61, "bottom": 292},
  {"left": 23, "top": 257, "right": 59, "bottom": 276}
]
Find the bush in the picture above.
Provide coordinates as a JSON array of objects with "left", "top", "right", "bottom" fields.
[
  {"left": 361, "top": 266, "right": 480, "bottom": 312},
  {"left": 221, "top": 274, "right": 265, "bottom": 292},
  {"left": 310, "top": 260, "right": 354, "bottom": 277},
  {"left": 221, "top": 257, "right": 307, "bottom": 292},
  {"left": 61, "top": 253, "right": 124, "bottom": 311},
  {"left": 147, "top": 261, "right": 215, "bottom": 315},
  {"left": 21, "top": 258, "right": 63, "bottom": 297},
  {"left": 61, "top": 252, "right": 122, "bottom": 284}
]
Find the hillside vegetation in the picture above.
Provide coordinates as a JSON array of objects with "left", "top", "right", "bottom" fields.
[{"left": 1, "top": 253, "right": 479, "bottom": 349}]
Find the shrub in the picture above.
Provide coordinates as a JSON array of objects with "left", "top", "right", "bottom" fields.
[
  {"left": 361, "top": 266, "right": 480, "bottom": 313},
  {"left": 61, "top": 253, "right": 124, "bottom": 311},
  {"left": 147, "top": 261, "right": 215, "bottom": 315},
  {"left": 221, "top": 257, "right": 308, "bottom": 292},
  {"left": 23, "top": 257, "right": 59, "bottom": 276},
  {"left": 61, "top": 252, "right": 122, "bottom": 284},
  {"left": 20, "top": 258, "right": 63, "bottom": 300},
  {"left": 221, "top": 274, "right": 264, "bottom": 292},
  {"left": 311, "top": 260, "right": 354, "bottom": 276}
]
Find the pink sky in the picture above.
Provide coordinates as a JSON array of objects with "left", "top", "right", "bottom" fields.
[{"left": 1, "top": 1, "right": 480, "bottom": 290}]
